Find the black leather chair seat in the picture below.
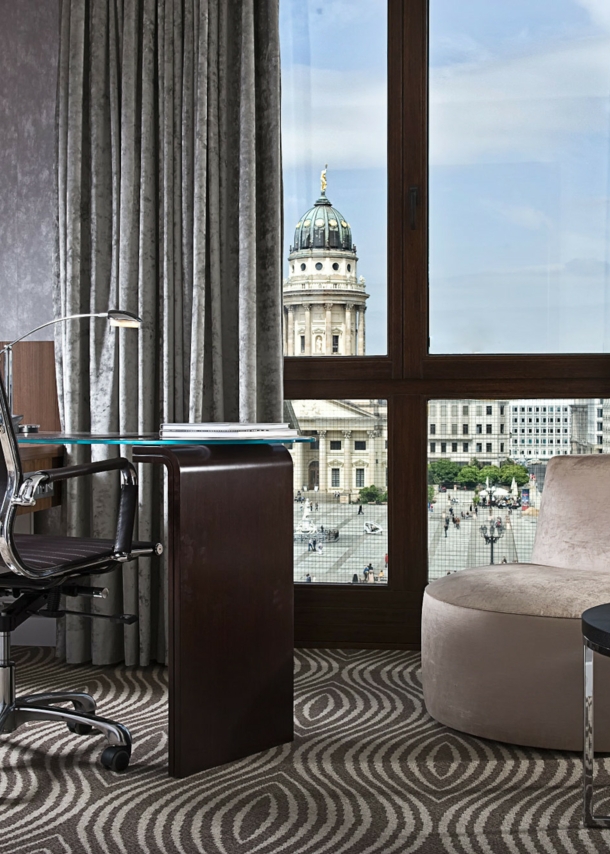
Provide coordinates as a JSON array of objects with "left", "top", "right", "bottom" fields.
[{"left": 0, "top": 535, "right": 152, "bottom": 573}]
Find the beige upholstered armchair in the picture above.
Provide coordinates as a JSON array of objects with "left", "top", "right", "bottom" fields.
[{"left": 422, "top": 455, "right": 610, "bottom": 751}]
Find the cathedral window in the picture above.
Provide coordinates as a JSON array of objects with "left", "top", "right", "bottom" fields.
[
  {"left": 315, "top": 262, "right": 323, "bottom": 270},
  {"left": 300, "top": 263, "right": 306, "bottom": 271},
  {"left": 300, "top": 336, "right": 305, "bottom": 353},
  {"left": 332, "top": 263, "right": 339, "bottom": 271},
  {"left": 332, "top": 335, "right": 339, "bottom": 353},
  {"left": 347, "top": 264, "right": 351, "bottom": 272}
]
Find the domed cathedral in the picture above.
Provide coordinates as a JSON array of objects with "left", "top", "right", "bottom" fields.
[{"left": 283, "top": 167, "right": 369, "bottom": 356}]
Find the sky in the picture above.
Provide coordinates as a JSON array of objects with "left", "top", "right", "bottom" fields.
[{"left": 280, "top": 0, "right": 610, "bottom": 355}]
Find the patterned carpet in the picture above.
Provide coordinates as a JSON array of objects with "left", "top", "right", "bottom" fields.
[{"left": 1, "top": 647, "right": 610, "bottom": 853}]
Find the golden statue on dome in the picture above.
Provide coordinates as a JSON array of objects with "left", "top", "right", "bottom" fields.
[{"left": 321, "top": 164, "right": 328, "bottom": 194}]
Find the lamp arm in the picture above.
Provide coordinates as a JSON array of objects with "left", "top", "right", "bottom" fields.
[{"left": 0, "top": 312, "right": 107, "bottom": 354}]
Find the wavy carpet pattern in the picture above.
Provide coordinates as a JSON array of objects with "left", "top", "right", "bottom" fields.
[{"left": 1, "top": 647, "right": 610, "bottom": 853}]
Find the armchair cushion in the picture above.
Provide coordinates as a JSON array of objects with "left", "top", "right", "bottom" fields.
[{"left": 426, "top": 562, "right": 610, "bottom": 619}]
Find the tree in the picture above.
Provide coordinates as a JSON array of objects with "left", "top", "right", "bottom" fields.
[
  {"left": 456, "top": 465, "right": 482, "bottom": 488},
  {"left": 359, "top": 485, "right": 387, "bottom": 504},
  {"left": 469, "top": 457, "right": 484, "bottom": 470},
  {"left": 428, "top": 460, "right": 460, "bottom": 486},
  {"left": 427, "top": 485, "right": 435, "bottom": 503},
  {"left": 479, "top": 465, "right": 501, "bottom": 485},
  {"left": 497, "top": 464, "right": 529, "bottom": 487}
]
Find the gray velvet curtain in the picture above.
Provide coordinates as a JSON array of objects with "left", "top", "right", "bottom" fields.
[{"left": 54, "top": 0, "right": 283, "bottom": 666}]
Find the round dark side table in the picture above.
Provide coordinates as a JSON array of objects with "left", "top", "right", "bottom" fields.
[{"left": 582, "top": 604, "right": 610, "bottom": 827}]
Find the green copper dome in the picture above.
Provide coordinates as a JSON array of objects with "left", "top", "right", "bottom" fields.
[{"left": 291, "top": 192, "right": 353, "bottom": 253}]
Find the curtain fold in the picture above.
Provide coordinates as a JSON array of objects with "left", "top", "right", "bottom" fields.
[{"left": 54, "top": 0, "right": 283, "bottom": 666}]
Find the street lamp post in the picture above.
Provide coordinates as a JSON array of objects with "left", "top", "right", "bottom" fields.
[{"left": 480, "top": 521, "right": 505, "bottom": 565}]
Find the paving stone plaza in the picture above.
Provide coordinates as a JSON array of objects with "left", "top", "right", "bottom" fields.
[{"left": 294, "top": 488, "right": 542, "bottom": 583}]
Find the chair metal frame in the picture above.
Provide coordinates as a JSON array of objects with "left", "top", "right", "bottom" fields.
[{"left": 0, "top": 374, "right": 160, "bottom": 771}]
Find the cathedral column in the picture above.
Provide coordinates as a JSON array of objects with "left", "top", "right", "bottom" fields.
[
  {"left": 343, "top": 430, "right": 352, "bottom": 495},
  {"left": 368, "top": 430, "right": 377, "bottom": 488},
  {"left": 283, "top": 308, "right": 287, "bottom": 354},
  {"left": 345, "top": 304, "right": 354, "bottom": 355},
  {"left": 357, "top": 307, "right": 366, "bottom": 356},
  {"left": 325, "top": 303, "right": 333, "bottom": 355},
  {"left": 287, "top": 306, "right": 295, "bottom": 356},
  {"left": 304, "top": 304, "right": 312, "bottom": 355},
  {"left": 318, "top": 430, "right": 327, "bottom": 494}
]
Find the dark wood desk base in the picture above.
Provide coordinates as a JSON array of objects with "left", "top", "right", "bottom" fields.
[{"left": 133, "top": 443, "right": 294, "bottom": 778}]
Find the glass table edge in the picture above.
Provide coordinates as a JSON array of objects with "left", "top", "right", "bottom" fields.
[{"left": 17, "top": 435, "right": 313, "bottom": 447}]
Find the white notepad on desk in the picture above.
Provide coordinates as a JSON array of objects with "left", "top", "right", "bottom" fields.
[{"left": 159, "top": 422, "right": 298, "bottom": 441}]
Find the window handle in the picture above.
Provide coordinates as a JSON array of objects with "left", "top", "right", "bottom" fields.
[{"left": 409, "top": 186, "right": 419, "bottom": 230}]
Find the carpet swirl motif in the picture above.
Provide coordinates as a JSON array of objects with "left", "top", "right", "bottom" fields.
[{"left": 0, "top": 647, "right": 609, "bottom": 853}]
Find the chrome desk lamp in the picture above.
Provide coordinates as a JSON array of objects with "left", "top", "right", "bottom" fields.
[{"left": 0, "top": 310, "right": 141, "bottom": 429}]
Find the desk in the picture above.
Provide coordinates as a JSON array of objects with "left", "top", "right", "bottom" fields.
[{"left": 19, "top": 433, "right": 302, "bottom": 778}]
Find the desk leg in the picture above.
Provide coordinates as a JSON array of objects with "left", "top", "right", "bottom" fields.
[{"left": 134, "top": 444, "right": 294, "bottom": 778}]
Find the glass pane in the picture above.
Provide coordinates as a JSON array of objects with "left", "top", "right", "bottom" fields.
[
  {"left": 429, "top": 2, "right": 610, "bottom": 353},
  {"left": 427, "top": 397, "right": 607, "bottom": 580},
  {"left": 280, "top": 2, "right": 387, "bottom": 356},
  {"left": 288, "top": 399, "right": 388, "bottom": 583}
]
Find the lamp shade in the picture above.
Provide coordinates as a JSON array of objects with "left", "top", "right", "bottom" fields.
[{"left": 107, "top": 310, "right": 141, "bottom": 329}]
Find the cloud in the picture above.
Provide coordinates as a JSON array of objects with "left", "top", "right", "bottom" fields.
[
  {"left": 430, "top": 35, "right": 610, "bottom": 165},
  {"left": 575, "top": 0, "right": 610, "bottom": 32},
  {"left": 487, "top": 202, "right": 553, "bottom": 231},
  {"left": 282, "top": 65, "right": 387, "bottom": 170}
]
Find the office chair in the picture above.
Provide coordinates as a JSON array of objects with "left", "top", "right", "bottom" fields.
[{"left": 0, "top": 375, "right": 161, "bottom": 772}]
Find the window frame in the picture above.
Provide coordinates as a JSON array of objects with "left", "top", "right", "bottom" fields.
[{"left": 287, "top": 0, "right": 610, "bottom": 650}]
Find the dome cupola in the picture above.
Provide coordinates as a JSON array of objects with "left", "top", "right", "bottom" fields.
[{"left": 290, "top": 167, "right": 353, "bottom": 253}]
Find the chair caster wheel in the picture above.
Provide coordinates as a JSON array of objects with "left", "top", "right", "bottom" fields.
[
  {"left": 100, "top": 746, "right": 131, "bottom": 772},
  {"left": 67, "top": 720, "right": 93, "bottom": 735}
]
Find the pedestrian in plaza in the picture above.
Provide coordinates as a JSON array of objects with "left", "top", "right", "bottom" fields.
[
  {"left": 384, "top": 553, "right": 388, "bottom": 569},
  {"left": 455, "top": 517, "right": 460, "bottom": 531},
  {"left": 317, "top": 543, "right": 323, "bottom": 554},
  {"left": 368, "top": 570, "right": 376, "bottom": 583},
  {"left": 305, "top": 573, "right": 312, "bottom": 582},
  {"left": 312, "top": 538, "right": 317, "bottom": 550},
  {"left": 378, "top": 569, "right": 385, "bottom": 582},
  {"left": 308, "top": 538, "right": 314, "bottom": 552},
  {"left": 444, "top": 521, "right": 449, "bottom": 538},
  {"left": 351, "top": 574, "right": 359, "bottom": 583},
  {"left": 363, "top": 565, "right": 370, "bottom": 580},
  {"left": 315, "top": 502, "right": 319, "bottom": 511},
  {"left": 357, "top": 503, "right": 363, "bottom": 515}
]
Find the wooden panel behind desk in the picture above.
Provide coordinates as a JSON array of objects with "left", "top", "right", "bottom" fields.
[{"left": 0, "top": 341, "right": 61, "bottom": 431}]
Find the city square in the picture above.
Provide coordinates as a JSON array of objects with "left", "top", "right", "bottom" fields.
[{"left": 293, "top": 488, "right": 542, "bottom": 583}]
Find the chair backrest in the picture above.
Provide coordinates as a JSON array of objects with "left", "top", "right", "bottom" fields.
[
  {"left": 531, "top": 455, "right": 610, "bottom": 572},
  {"left": 0, "top": 372, "right": 28, "bottom": 575}
]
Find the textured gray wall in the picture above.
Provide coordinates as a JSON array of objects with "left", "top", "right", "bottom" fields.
[{"left": 0, "top": 0, "right": 60, "bottom": 341}]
